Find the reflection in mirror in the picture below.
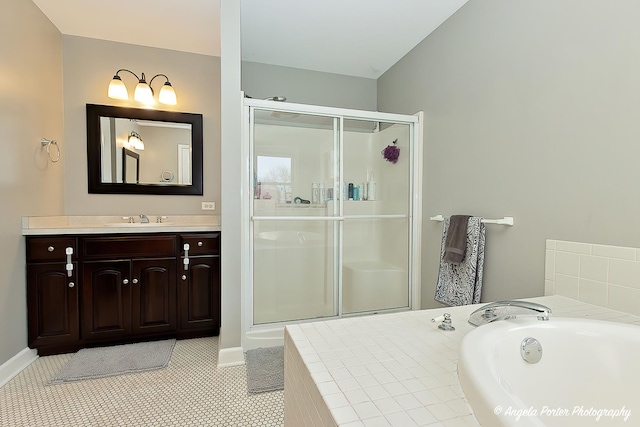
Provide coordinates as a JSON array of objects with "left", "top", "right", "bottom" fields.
[
  {"left": 122, "top": 148, "right": 139, "bottom": 184},
  {"left": 87, "top": 104, "right": 203, "bottom": 195},
  {"left": 101, "top": 117, "right": 191, "bottom": 185}
]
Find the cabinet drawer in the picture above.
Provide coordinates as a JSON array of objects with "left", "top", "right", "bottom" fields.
[
  {"left": 83, "top": 235, "right": 177, "bottom": 259},
  {"left": 180, "top": 233, "right": 220, "bottom": 256},
  {"left": 27, "top": 237, "right": 77, "bottom": 262}
]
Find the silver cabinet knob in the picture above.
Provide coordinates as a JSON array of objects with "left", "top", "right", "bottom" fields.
[
  {"left": 181, "top": 275, "right": 187, "bottom": 280},
  {"left": 68, "top": 282, "right": 75, "bottom": 288},
  {"left": 198, "top": 241, "right": 203, "bottom": 247},
  {"left": 123, "top": 279, "right": 129, "bottom": 285},
  {"left": 48, "top": 246, "right": 55, "bottom": 252},
  {"left": 132, "top": 278, "right": 138, "bottom": 284}
]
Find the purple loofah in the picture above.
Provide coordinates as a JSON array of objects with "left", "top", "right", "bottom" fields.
[{"left": 381, "top": 139, "right": 400, "bottom": 164}]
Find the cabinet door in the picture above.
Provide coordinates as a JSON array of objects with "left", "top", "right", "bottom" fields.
[
  {"left": 27, "top": 263, "right": 79, "bottom": 348},
  {"left": 82, "top": 261, "right": 131, "bottom": 340},
  {"left": 131, "top": 258, "right": 177, "bottom": 335},
  {"left": 178, "top": 256, "right": 220, "bottom": 333}
]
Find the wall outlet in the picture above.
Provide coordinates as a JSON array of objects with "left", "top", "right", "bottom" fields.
[{"left": 202, "top": 202, "right": 216, "bottom": 210}]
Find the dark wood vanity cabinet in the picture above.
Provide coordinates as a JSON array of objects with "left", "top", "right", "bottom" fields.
[
  {"left": 82, "top": 258, "right": 177, "bottom": 342},
  {"left": 26, "top": 232, "right": 220, "bottom": 355},
  {"left": 178, "top": 233, "right": 220, "bottom": 334},
  {"left": 26, "top": 237, "right": 79, "bottom": 350}
]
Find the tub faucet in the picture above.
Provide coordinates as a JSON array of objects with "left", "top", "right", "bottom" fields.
[
  {"left": 468, "top": 300, "right": 551, "bottom": 327},
  {"left": 139, "top": 214, "right": 149, "bottom": 224}
]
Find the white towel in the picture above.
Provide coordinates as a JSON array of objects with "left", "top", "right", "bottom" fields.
[{"left": 434, "top": 216, "right": 485, "bottom": 306}]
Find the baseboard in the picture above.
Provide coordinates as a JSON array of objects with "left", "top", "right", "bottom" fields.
[
  {"left": 0, "top": 348, "right": 38, "bottom": 387},
  {"left": 217, "top": 346, "right": 244, "bottom": 368}
]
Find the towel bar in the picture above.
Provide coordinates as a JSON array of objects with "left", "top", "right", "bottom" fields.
[{"left": 429, "top": 214, "right": 514, "bottom": 226}]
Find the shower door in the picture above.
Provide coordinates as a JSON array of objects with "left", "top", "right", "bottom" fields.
[
  {"left": 246, "top": 100, "right": 420, "bottom": 328},
  {"left": 341, "top": 119, "right": 412, "bottom": 315},
  {"left": 251, "top": 109, "right": 342, "bottom": 325}
]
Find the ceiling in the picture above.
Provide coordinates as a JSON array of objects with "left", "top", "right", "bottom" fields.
[
  {"left": 32, "top": 0, "right": 468, "bottom": 80},
  {"left": 241, "top": 0, "right": 469, "bottom": 79},
  {"left": 31, "top": 0, "right": 222, "bottom": 57}
]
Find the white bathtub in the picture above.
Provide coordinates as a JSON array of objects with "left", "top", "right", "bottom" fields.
[
  {"left": 242, "top": 327, "right": 285, "bottom": 352},
  {"left": 256, "top": 230, "right": 323, "bottom": 244},
  {"left": 342, "top": 261, "right": 407, "bottom": 313},
  {"left": 458, "top": 317, "right": 638, "bottom": 426}
]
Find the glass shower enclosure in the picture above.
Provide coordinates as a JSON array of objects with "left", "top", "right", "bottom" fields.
[{"left": 243, "top": 98, "right": 422, "bottom": 330}]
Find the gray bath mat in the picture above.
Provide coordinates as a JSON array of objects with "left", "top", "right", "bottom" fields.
[
  {"left": 50, "top": 339, "right": 176, "bottom": 384},
  {"left": 245, "top": 346, "right": 284, "bottom": 393}
]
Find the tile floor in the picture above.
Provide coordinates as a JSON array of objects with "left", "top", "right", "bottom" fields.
[{"left": 0, "top": 337, "right": 284, "bottom": 427}]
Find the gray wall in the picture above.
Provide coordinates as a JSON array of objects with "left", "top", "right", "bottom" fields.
[
  {"left": 242, "top": 61, "right": 377, "bottom": 111},
  {"left": 63, "top": 36, "right": 221, "bottom": 215},
  {"left": 378, "top": 0, "right": 640, "bottom": 308},
  {"left": 0, "top": 0, "right": 64, "bottom": 364}
]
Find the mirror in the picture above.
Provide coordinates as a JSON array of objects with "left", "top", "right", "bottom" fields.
[
  {"left": 122, "top": 148, "right": 139, "bottom": 184},
  {"left": 86, "top": 104, "right": 203, "bottom": 195}
]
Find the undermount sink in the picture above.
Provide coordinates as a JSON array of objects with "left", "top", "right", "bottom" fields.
[{"left": 104, "top": 222, "right": 174, "bottom": 227}]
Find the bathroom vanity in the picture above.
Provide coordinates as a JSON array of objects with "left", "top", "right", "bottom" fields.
[{"left": 23, "top": 216, "right": 220, "bottom": 355}]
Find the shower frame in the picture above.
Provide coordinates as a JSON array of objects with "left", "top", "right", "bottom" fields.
[{"left": 241, "top": 97, "right": 423, "bottom": 336}]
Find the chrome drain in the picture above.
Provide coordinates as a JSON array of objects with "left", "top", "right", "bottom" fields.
[{"left": 521, "top": 337, "right": 543, "bottom": 364}]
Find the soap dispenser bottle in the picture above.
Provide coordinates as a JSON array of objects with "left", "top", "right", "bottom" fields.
[{"left": 367, "top": 172, "right": 376, "bottom": 201}]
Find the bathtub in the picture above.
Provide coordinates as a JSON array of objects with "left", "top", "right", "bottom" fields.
[
  {"left": 458, "top": 317, "right": 638, "bottom": 426},
  {"left": 242, "top": 326, "right": 285, "bottom": 352},
  {"left": 256, "top": 230, "right": 323, "bottom": 244},
  {"left": 342, "top": 261, "right": 407, "bottom": 313}
]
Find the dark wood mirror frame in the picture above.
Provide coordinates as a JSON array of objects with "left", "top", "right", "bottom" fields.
[{"left": 86, "top": 103, "right": 204, "bottom": 195}]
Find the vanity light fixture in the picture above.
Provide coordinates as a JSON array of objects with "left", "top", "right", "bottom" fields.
[
  {"left": 128, "top": 131, "right": 145, "bottom": 150},
  {"left": 108, "top": 69, "right": 177, "bottom": 106}
]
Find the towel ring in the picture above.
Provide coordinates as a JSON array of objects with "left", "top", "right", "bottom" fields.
[
  {"left": 41, "top": 138, "right": 61, "bottom": 163},
  {"left": 161, "top": 170, "right": 174, "bottom": 182}
]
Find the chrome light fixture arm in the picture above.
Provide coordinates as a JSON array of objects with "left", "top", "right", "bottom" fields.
[{"left": 113, "top": 68, "right": 142, "bottom": 81}]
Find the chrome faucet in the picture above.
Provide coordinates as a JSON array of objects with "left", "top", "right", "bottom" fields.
[
  {"left": 139, "top": 214, "right": 149, "bottom": 224},
  {"left": 468, "top": 300, "right": 551, "bottom": 327}
]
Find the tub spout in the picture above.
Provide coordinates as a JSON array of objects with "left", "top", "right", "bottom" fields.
[{"left": 468, "top": 300, "right": 552, "bottom": 327}]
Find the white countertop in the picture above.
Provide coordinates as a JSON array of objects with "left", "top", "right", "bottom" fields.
[
  {"left": 284, "top": 296, "right": 640, "bottom": 426},
  {"left": 21, "top": 215, "right": 221, "bottom": 235}
]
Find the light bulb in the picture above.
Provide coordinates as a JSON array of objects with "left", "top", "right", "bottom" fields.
[
  {"left": 128, "top": 132, "right": 144, "bottom": 150},
  {"left": 134, "top": 79, "right": 154, "bottom": 105},
  {"left": 158, "top": 82, "right": 177, "bottom": 105},
  {"left": 108, "top": 76, "right": 128, "bottom": 100}
]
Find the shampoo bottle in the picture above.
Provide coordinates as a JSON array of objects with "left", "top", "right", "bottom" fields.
[{"left": 367, "top": 172, "right": 376, "bottom": 201}]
